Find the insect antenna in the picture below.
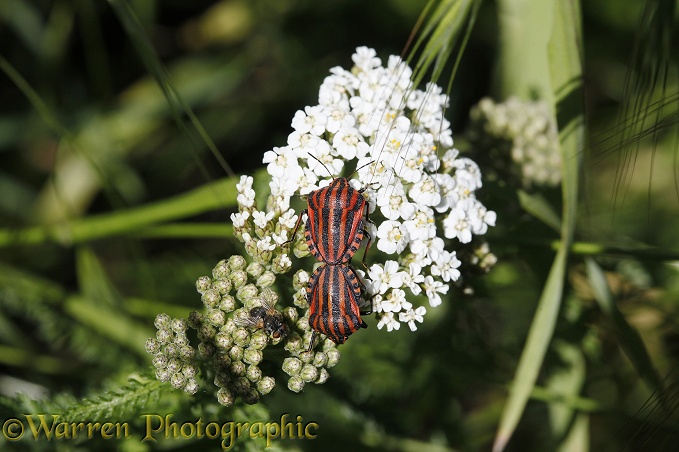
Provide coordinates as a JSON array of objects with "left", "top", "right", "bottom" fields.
[{"left": 307, "top": 152, "right": 334, "bottom": 178}]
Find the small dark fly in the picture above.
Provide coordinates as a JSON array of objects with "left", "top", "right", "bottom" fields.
[{"left": 235, "top": 298, "right": 289, "bottom": 339}]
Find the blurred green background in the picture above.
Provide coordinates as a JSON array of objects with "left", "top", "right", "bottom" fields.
[{"left": 1, "top": 0, "right": 679, "bottom": 451}]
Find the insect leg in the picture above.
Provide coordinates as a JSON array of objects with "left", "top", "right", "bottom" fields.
[
  {"left": 282, "top": 208, "right": 307, "bottom": 247},
  {"left": 360, "top": 206, "right": 374, "bottom": 269}
]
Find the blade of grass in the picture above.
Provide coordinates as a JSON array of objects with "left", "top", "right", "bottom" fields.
[
  {"left": 0, "top": 176, "right": 239, "bottom": 247},
  {"left": 107, "top": 0, "right": 235, "bottom": 180},
  {"left": 493, "top": 2, "right": 584, "bottom": 450},
  {"left": 517, "top": 190, "right": 562, "bottom": 233}
]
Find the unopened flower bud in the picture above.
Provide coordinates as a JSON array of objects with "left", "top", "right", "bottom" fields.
[
  {"left": 287, "top": 375, "right": 305, "bottom": 393},
  {"left": 152, "top": 354, "right": 168, "bottom": 369},
  {"left": 232, "top": 376, "right": 251, "bottom": 394},
  {"left": 315, "top": 368, "right": 330, "bottom": 384},
  {"left": 228, "top": 255, "right": 247, "bottom": 271},
  {"left": 206, "top": 309, "right": 226, "bottom": 327},
  {"left": 246, "top": 365, "right": 262, "bottom": 382},
  {"left": 230, "top": 360, "right": 247, "bottom": 377},
  {"left": 282, "top": 357, "right": 302, "bottom": 376},
  {"left": 249, "top": 330, "right": 269, "bottom": 350},
  {"left": 198, "top": 341, "right": 216, "bottom": 358},
  {"left": 243, "top": 349, "right": 263, "bottom": 366},
  {"left": 230, "top": 270, "right": 248, "bottom": 289},
  {"left": 170, "top": 372, "right": 186, "bottom": 389},
  {"left": 164, "top": 343, "right": 178, "bottom": 358},
  {"left": 293, "top": 240, "right": 310, "bottom": 258},
  {"left": 187, "top": 311, "right": 203, "bottom": 329},
  {"left": 229, "top": 345, "right": 244, "bottom": 361},
  {"left": 214, "top": 369, "right": 231, "bottom": 387},
  {"left": 313, "top": 351, "right": 328, "bottom": 367},
  {"left": 256, "top": 271, "right": 276, "bottom": 288},
  {"left": 236, "top": 283, "right": 258, "bottom": 303},
  {"left": 259, "top": 288, "right": 278, "bottom": 305},
  {"left": 219, "top": 295, "right": 236, "bottom": 312},
  {"left": 222, "top": 318, "right": 237, "bottom": 335},
  {"left": 154, "top": 313, "right": 171, "bottom": 330},
  {"left": 145, "top": 338, "right": 160, "bottom": 354},
  {"left": 178, "top": 345, "right": 195, "bottom": 361},
  {"left": 282, "top": 307, "right": 298, "bottom": 323},
  {"left": 156, "top": 368, "right": 171, "bottom": 382},
  {"left": 213, "top": 278, "right": 232, "bottom": 295},
  {"left": 283, "top": 333, "right": 304, "bottom": 353},
  {"left": 183, "top": 379, "right": 199, "bottom": 395},
  {"left": 213, "top": 352, "right": 231, "bottom": 367},
  {"left": 170, "top": 318, "right": 187, "bottom": 333},
  {"left": 182, "top": 364, "right": 197, "bottom": 379},
  {"left": 212, "top": 260, "right": 230, "bottom": 280},
  {"left": 198, "top": 323, "right": 216, "bottom": 341},
  {"left": 246, "top": 262, "right": 265, "bottom": 278},
  {"left": 156, "top": 329, "right": 172, "bottom": 344},
  {"left": 300, "top": 364, "right": 318, "bottom": 383},
  {"left": 201, "top": 289, "right": 221, "bottom": 309},
  {"left": 217, "top": 388, "right": 235, "bottom": 407},
  {"left": 166, "top": 358, "right": 181, "bottom": 374},
  {"left": 232, "top": 328, "right": 251, "bottom": 347},
  {"left": 195, "top": 276, "right": 212, "bottom": 294},
  {"left": 215, "top": 331, "right": 233, "bottom": 349},
  {"left": 242, "top": 388, "right": 260, "bottom": 405},
  {"left": 326, "top": 349, "right": 341, "bottom": 368},
  {"left": 299, "top": 351, "right": 314, "bottom": 364},
  {"left": 257, "top": 376, "right": 275, "bottom": 395}
]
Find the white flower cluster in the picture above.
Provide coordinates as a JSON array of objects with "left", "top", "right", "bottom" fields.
[
  {"left": 469, "top": 96, "right": 561, "bottom": 187},
  {"left": 230, "top": 175, "right": 296, "bottom": 272},
  {"left": 252, "top": 47, "right": 495, "bottom": 333}
]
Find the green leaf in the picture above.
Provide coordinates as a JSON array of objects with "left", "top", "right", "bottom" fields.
[
  {"left": 493, "top": 2, "right": 584, "bottom": 450},
  {"left": 517, "top": 189, "right": 561, "bottom": 232},
  {"left": 493, "top": 245, "right": 569, "bottom": 452}
]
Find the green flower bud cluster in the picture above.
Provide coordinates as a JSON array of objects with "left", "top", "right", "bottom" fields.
[
  {"left": 146, "top": 314, "right": 199, "bottom": 395},
  {"left": 282, "top": 338, "right": 340, "bottom": 393},
  {"left": 468, "top": 97, "right": 561, "bottom": 188},
  {"left": 147, "top": 252, "right": 342, "bottom": 406},
  {"left": 191, "top": 255, "right": 282, "bottom": 406}
]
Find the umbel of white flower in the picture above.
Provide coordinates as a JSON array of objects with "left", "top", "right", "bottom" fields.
[
  {"left": 468, "top": 96, "right": 561, "bottom": 188},
  {"left": 234, "top": 46, "right": 496, "bottom": 333}
]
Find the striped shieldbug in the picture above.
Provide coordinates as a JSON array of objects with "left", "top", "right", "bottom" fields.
[
  {"left": 284, "top": 166, "right": 375, "bottom": 345},
  {"left": 287, "top": 176, "right": 372, "bottom": 266},
  {"left": 307, "top": 262, "right": 368, "bottom": 345}
]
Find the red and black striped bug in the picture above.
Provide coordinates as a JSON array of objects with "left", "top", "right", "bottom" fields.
[
  {"left": 284, "top": 159, "right": 375, "bottom": 345},
  {"left": 307, "top": 263, "right": 368, "bottom": 345},
  {"left": 286, "top": 176, "right": 372, "bottom": 266}
]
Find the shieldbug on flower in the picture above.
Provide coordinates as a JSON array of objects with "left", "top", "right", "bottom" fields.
[
  {"left": 283, "top": 159, "right": 375, "bottom": 345},
  {"left": 286, "top": 175, "right": 372, "bottom": 267},
  {"left": 307, "top": 262, "right": 368, "bottom": 345}
]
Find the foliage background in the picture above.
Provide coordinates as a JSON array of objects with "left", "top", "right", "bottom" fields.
[{"left": 1, "top": 0, "right": 678, "bottom": 451}]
